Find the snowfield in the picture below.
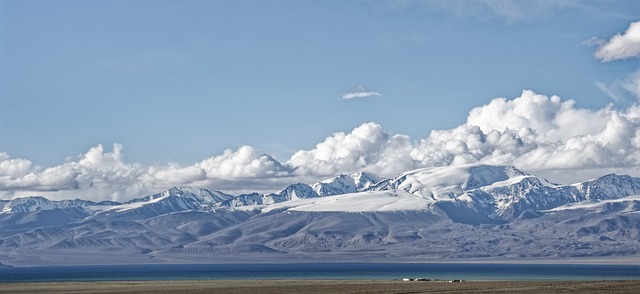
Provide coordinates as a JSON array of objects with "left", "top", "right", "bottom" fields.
[
  {"left": 264, "top": 190, "right": 435, "bottom": 213},
  {"left": 546, "top": 195, "right": 640, "bottom": 212}
]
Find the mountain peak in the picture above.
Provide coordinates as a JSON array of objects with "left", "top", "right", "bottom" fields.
[
  {"left": 312, "top": 171, "right": 383, "bottom": 197},
  {"left": 575, "top": 173, "right": 640, "bottom": 201},
  {"left": 379, "top": 164, "right": 529, "bottom": 200},
  {"left": 3, "top": 196, "right": 55, "bottom": 213},
  {"left": 268, "top": 183, "right": 318, "bottom": 202},
  {"left": 162, "top": 186, "right": 204, "bottom": 197},
  {"left": 462, "top": 165, "right": 527, "bottom": 190},
  {"left": 352, "top": 171, "right": 383, "bottom": 190}
]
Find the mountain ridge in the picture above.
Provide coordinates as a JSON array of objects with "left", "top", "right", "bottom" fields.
[
  {"left": 2, "top": 164, "right": 640, "bottom": 266},
  {"left": 4, "top": 164, "right": 640, "bottom": 220}
]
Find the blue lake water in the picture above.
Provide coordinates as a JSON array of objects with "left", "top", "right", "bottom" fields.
[{"left": 1, "top": 263, "right": 639, "bottom": 282}]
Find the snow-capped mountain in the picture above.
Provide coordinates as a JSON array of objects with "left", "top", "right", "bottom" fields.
[
  {"left": 312, "top": 172, "right": 382, "bottom": 196},
  {"left": 375, "top": 165, "right": 522, "bottom": 198},
  {"left": 2, "top": 196, "right": 60, "bottom": 213},
  {"left": 263, "top": 183, "right": 318, "bottom": 203},
  {"left": 1, "top": 196, "right": 106, "bottom": 214},
  {"left": 575, "top": 174, "right": 640, "bottom": 201},
  {"left": 2, "top": 164, "right": 640, "bottom": 266},
  {"left": 126, "top": 186, "right": 234, "bottom": 205},
  {"left": 221, "top": 192, "right": 264, "bottom": 208},
  {"left": 219, "top": 183, "right": 319, "bottom": 207}
]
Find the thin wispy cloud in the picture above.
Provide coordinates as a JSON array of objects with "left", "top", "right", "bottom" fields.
[
  {"left": 393, "top": 0, "right": 580, "bottom": 22},
  {"left": 596, "top": 69, "right": 640, "bottom": 103},
  {"left": 341, "top": 85, "right": 382, "bottom": 100}
]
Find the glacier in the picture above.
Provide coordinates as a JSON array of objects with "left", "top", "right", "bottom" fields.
[{"left": 1, "top": 165, "right": 640, "bottom": 266}]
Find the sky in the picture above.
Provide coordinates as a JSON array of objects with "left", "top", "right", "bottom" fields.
[{"left": 1, "top": 0, "right": 640, "bottom": 201}]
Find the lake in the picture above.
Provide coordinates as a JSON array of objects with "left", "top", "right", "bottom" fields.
[{"left": 1, "top": 263, "right": 639, "bottom": 282}]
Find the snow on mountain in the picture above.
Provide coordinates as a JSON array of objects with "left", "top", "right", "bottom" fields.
[
  {"left": 264, "top": 190, "right": 434, "bottom": 213},
  {"left": 312, "top": 172, "right": 382, "bottom": 197},
  {"left": 263, "top": 183, "right": 318, "bottom": 204},
  {"left": 312, "top": 175, "right": 358, "bottom": 196},
  {"left": 91, "top": 187, "right": 235, "bottom": 220},
  {"left": 461, "top": 176, "right": 576, "bottom": 221},
  {"left": 4, "top": 165, "right": 640, "bottom": 219},
  {"left": 221, "top": 192, "right": 264, "bottom": 208},
  {"left": 353, "top": 171, "right": 382, "bottom": 190},
  {"left": 547, "top": 195, "right": 640, "bottom": 213},
  {"left": 4, "top": 165, "right": 639, "bottom": 217},
  {"left": 1, "top": 196, "right": 57, "bottom": 213},
  {"left": 2, "top": 165, "right": 640, "bottom": 265},
  {"left": 125, "top": 186, "right": 233, "bottom": 205},
  {"left": 0, "top": 196, "right": 103, "bottom": 231},
  {"left": 574, "top": 174, "right": 640, "bottom": 201},
  {"left": 372, "top": 164, "right": 526, "bottom": 200},
  {"left": 359, "top": 164, "right": 640, "bottom": 221},
  {"left": 215, "top": 172, "right": 384, "bottom": 209},
  {"left": 1, "top": 196, "right": 103, "bottom": 214}
]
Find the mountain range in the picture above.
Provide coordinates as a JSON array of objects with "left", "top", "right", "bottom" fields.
[{"left": 1, "top": 164, "right": 639, "bottom": 266}]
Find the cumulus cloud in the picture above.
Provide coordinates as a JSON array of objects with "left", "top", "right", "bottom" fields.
[
  {"left": 290, "top": 90, "right": 640, "bottom": 182},
  {"left": 0, "top": 153, "right": 33, "bottom": 180},
  {"left": 288, "top": 123, "right": 390, "bottom": 175},
  {"left": 341, "top": 85, "right": 382, "bottom": 100},
  {"left": 0, "top": 144, "right": 292, "bottom": 201},
  {"left": 465, "top": 91, "right": 609, "bottom": 142},
  {"left": 0, "top": 144, "right": 145, "bottom": 201},
  {"left": 409, "top": 90, "right": 640, "bottom": 176},
  {"left": 592, "top": 20, "right": 640, "bottom": 62},
  {"left": 196, "top": 146, "right": 291, "bottom": 178},
  {"left": 4, "top": 90, "right": 640, "bottom": 201}
]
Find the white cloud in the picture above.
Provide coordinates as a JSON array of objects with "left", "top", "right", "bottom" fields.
[
  {"left": 0, "top": 144, "right": 292, "bottom": 201},
  {"left": 196, "top": 145, "right": 290, "bottom": 178},
  {"left": 0, "top": 144, "right": 146, "bottom": 201},
  {"left": 291, "top": 90, "right": 640, "bottom": 183},
  {"left": 466, "top": 90, "right": 609, "bottom": 142},
  {"left": 413, "top": 90, "right": 640, "bottom": 175},
  {"left": 4, "top": 90, "right": 640, "bottom": 201},
  {"left": 592, "top": 20, "right": 640, "bottom": 62},
  {"left": 341, "top": 85, "right": 382, "bottom": 100},
  {"left": 288, "top": 122, "right": 390, "bottom": 176},
  {"left": 144, "top": 164, "right": 207, "bottom": 185},
  {"left": 0, "top": 153, "right": 33, "bottom": 179}
]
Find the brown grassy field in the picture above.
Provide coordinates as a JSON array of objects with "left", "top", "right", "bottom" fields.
[{"left": 1, "top": 280, "right": 639, "bottom": 294}]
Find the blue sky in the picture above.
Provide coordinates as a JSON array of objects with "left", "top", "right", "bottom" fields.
[{"left": 2, "top": 0, "right": 640, "bottom": 200}]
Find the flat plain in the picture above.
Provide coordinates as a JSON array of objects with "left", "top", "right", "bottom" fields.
[{"left": 1, "top": 280, "right": 639, "bottom": 294}]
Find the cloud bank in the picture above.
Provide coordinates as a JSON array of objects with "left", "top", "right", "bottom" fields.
[
  {"left": 4, "top": 20, "right": 640, "bottom": 202},
  {"left": 3, "top": 89, "right": 640, "bottom": 201}
]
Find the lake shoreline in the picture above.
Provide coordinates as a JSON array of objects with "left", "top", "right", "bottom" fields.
[
  {"left": 1, "top": 280, "right": 639, "bottom": 294},
  {"left": 4, "top": 257, "right": 640, "bottom": 268},
  {"left": 2, "top": 263, "right": 638, "bottom": 282}
]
